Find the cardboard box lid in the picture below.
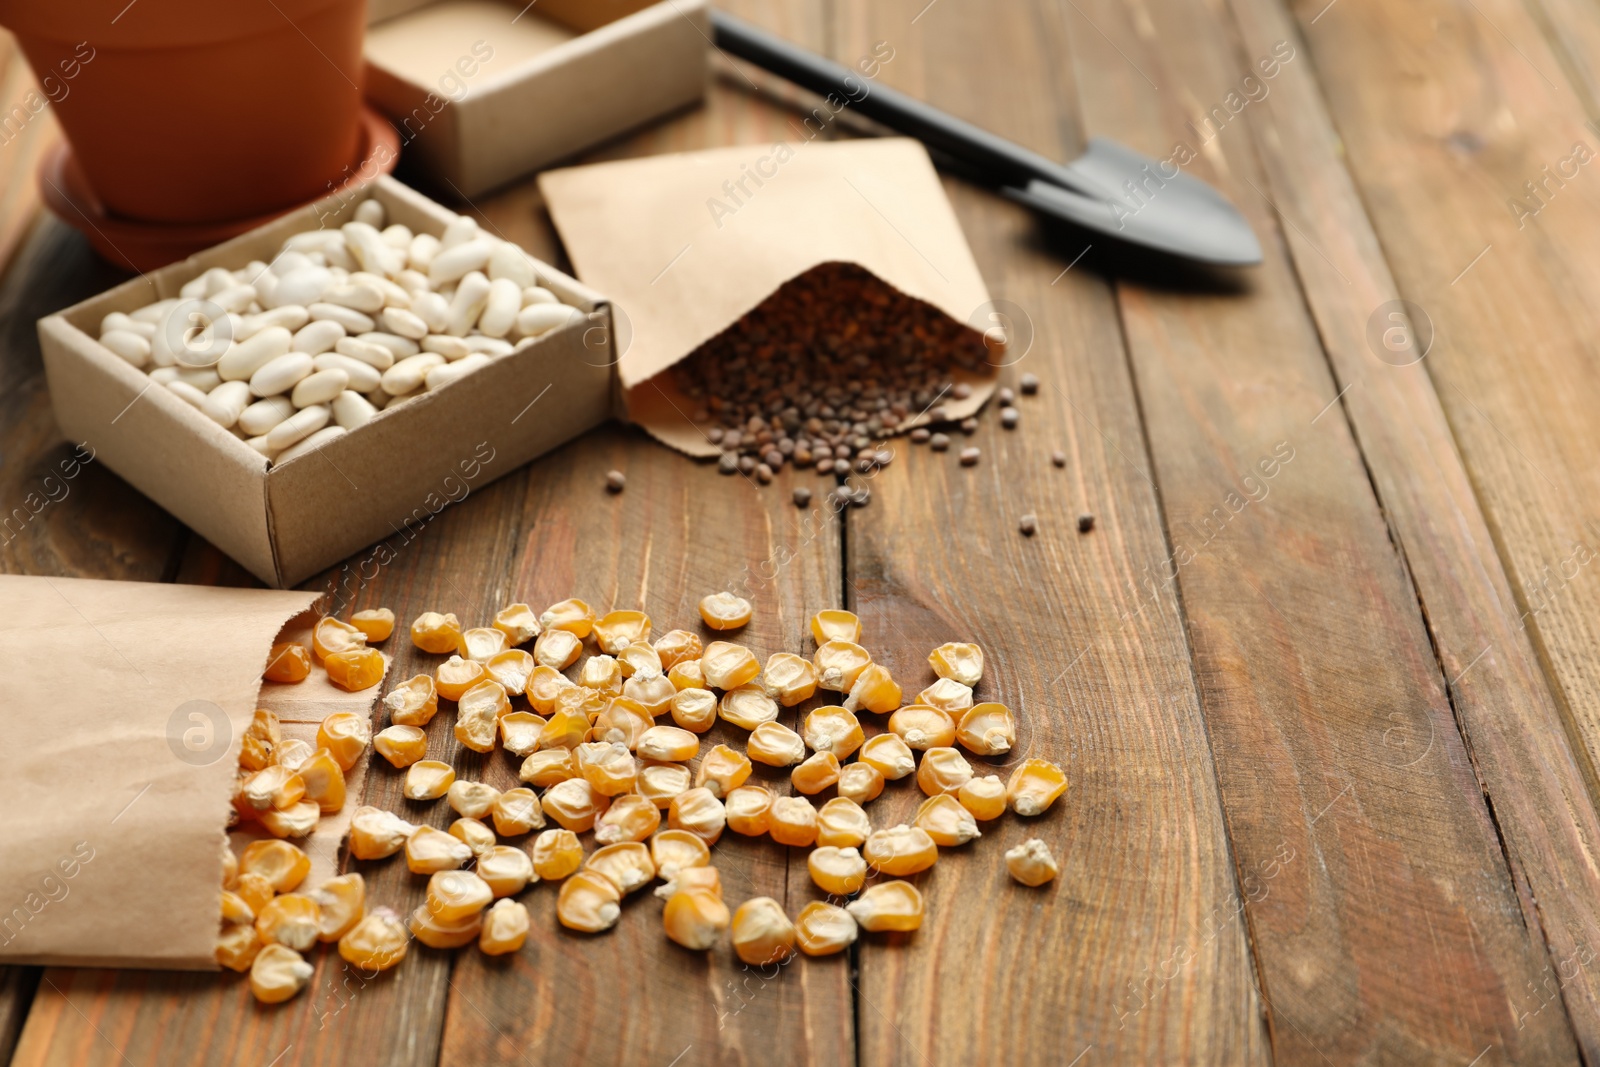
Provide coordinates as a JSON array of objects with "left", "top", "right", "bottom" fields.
[{"left": 538, "top": 138, "right": 999, "bottom": 456}]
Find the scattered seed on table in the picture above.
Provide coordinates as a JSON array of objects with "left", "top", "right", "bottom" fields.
[
  {"left": 1019, "top": 514, "right": 1037, "bottom": 536},
  {"left": 876, "top": 449, "right": 893, "bottom": 467},
  {"left": 911, "top": 427, "right": 931, "bottom": 444},
  {"left": 718, "top": 453, "right": 738, "bottom": 475},
  {"left": 997, "top": 387, "right": 1015, "bottom": 405},
  {"left": 1051, "top": 449, "right": 1066, "bottom": 468},
  {"left": 930, "top": 433, "right": 950, "bottom": 452},
  {"left": 960, "top": 447, "right": 981, "bottom": 466},
  {"left": 928, "top": 405, "right": 949, "bottom": 423},
  {"left": 738, "top": 455, "right": 757, "bottom": 475},
  {"left": 793, "top": 487, "right": 812, "bottom": 507},
  {"left": 756, "top": 463, "right": 773, "bottom": 484},
  {"left": 1077, "top": 513, "right": 1095, "bottom": 533},
  {"left": 605, "top": 470, "right": 626, "bottom": 493},
  {"left": 1020, "top": 373, "right": 1039, "bottom": 395},
  {"left": 833, "top": 458, "right": 850, "bottom": 476},
  {"left": 851, "top": 487, "right": 871, "bottom": 507},
  {"left": 952, "top": 383, "right": 973, "bottom": 400},
  {"left": 1000, "top": 408, "right": 1019, "bottom": 429},
  {"left": 960, "top": 418, "right": 978, "bottom": 435},
  {"left": 708, "top": 428, "right": 724, "bottom": 444}
]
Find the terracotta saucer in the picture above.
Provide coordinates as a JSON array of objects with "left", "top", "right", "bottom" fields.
[{"left": 38, "top": 106, "right": 402, "bottom": 273}]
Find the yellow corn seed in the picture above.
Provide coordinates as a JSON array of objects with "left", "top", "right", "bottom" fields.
[
  {"left": 542, "top": 777, "right": 611, "bottom": 832},
  {"left": 260, "top": 800, "right": 320, "bottom": 839},
  {"left": 404, "top": 759, "right": 456, "bottom": 800},
  {"left": 222, "top": 846, "right": 238, "bottom": 889},
  {"left": 803, "top": 706, "right": 864, "bottom": 758},
  {"left": 817, "top": 797, "right": 872, "bottom": 848},
  {"left": 559, "top": 682, "right": 610, "bottom": 723},
  {"left": 406, "top": 825, "right": 473, "bottom": 873},
  {"left": 408, "top": 903, "right": 483, "bottom": 949},
  {"left": 539, "top": 709, "right": 590, "bottom": 751},
  {"left": 492, "top": 602, "right": 541, "bottom": 645},
  {"left": 917, "top": 746, "right": 973, "bottom": 797},
  {"left": 533, "top": 628, "right": 583, "bottom": 670},
  {"left": 719, "top": 684, "right": 779, "bottom": 730},
  {"left": 456, "top": 679, "right": 508, "bottom": 753},
  {"left": 637, "top": 725, "right": 700, "bottom": 762},
  {"left": 410, "top": 611, "right": 462, "bottom": 654},
  {"left": 844, "top": 664, "right": 901, "bottom": 714},
  {"left": 384, "top": 673, "right": 439, "bottom": 727},
  {"left": 958, "top": 775, "right": 1008, "bottom": 821},
  {"left": 763, "top": 652, "right": 818, "bottom": 706},
  {"left": 956, "top": 703, "right": 1016, "bottom": 756},
  {"left": 1007, "top": 758, "right": 1068, "bottom": 816},
  {"left": 479, "top": 845, "right": 536, "bottom": 897},
  {"left": 621, "top": 672, "right": 677, "bottom": 717},
  {"left": 694, "top": 744, "right": 752, "bottom": 798},
  {"left": 348, "top": 806, "right": 417, "bottom": 860},
  {"left": 240, "top": 840, "right": 310, "bottom": 892},
  {"left": 312, "top": 873, "right": 365, "bottom": 941},
  {"left": 273, "top": 738, "right": 314, "bottom": 772},
  {"left": 256, "top": 892, "right": 319, "bottom": 951},
  {"left": 859, "top": 733, "right": 916, "bottom": 780},
  {"left": 460, "top": 626, "right": 509, "bottom": 664},
  {"left": 808, "top": 845, "right": 868, "bottom": 895},
  {"left": 485, "top": 648, "right": 536, "bottom": 695},
  {"left": 263, "top": 643, "right": 311, "bottom": 684},
  {"left": 216, "top": 922, "right": 262, "bottom": 972},
  {"left": 557, "top": 869, "right": 622, "bottom": 933},
  {"left": 928, "top": 642, "right": 984, "bottom": 686},
  {"left": 668, "top": 787, "right": 726, "bottom": 844},
  {"left": 768, "top": 795, "right": 819, "bottom": 847},
  {"left": 338, "top": 907, "right": 408, "bottom": 971},
  {"left": 316, "top": 711, "right": 370, "bottom": 772},
  {"left": 586, "top": 841, "right": 656, "bottom": 895},
  {"left": 701, "top": 641, "right": 760, "bottom": 690},
  {"left": 668, "top": 658, "right": 707, "bottom": 691},
  {"left": 240, "top": 764, "right": 305, "bottom": 813},
  {"left": 527, "top": 664, "right": 576, "bottom": 713},
  {"left": 373, "top": 724, "right": 427, "bottom": 768},
  {"left": 239, "top": 708, "right": 282, "bottom": 771},
  {"left": 313, "top": 616, "right": 367, "bottom": 660},
  {"left": 1005, "top": 838, "right": 1059, "bottom": 887},
  {"left": 663, "top": 888, "right": 730, "bottom": 950},
  {"left": 814, "top": 640, "right": 871, "bottom": 692},
  {"left": 576, "top": 741, "right": 638, "bottom": 795},
  {"left": 579, "top": 654, "right": 623, "bottom": 695},
  {"left": 795, "top": 901, "right": 858, "bottom": 956},
  {"left": 427, "top": 869, "right": 493, "bottom": 923},
  {"left": 731, "top": 897, "right": 795, "bottom": 966},
  {"left": 500, "top": 711, "right": 544, "bottom": 757},
  {"left": 724, "top": 784, "right": 774, "bottom": 837},
  {"left": 846, "top": 880, "right": 924, "bottom": 932},
  {"left": 593, "top": 698, "right": 653, "bottom": 748},
  {"left": 747, "top": 721, "right": 807, "bottom": 767},
  {"left": 649, "top": 829, "right": 710, "bottom": 879},
  {"left": 435, "top": 654, "right": 487, "bottom": 701},
  {"left": 250, "top": 943, "right": 313, "bottom": 1003},
  {"left": 447, "top": 779, "right": 501, "bottom": 819},
  {"left": 863, "top": 824, "right": 938, "bottom": 875},
  {"left": 480, "top": 898, "right": 529, "bottom": 955},
  {"left": 531, "top": 828, "right": 584, "bottom": 880},
  {"left": 594, "top": 609, "right": 651, "bottom": 655},
  {"left": 449, "top": 817, "right": 498, "bottom": 860},
  {"left": 809, "top": 609, "right": 861, "bottom": 645},
  {"left": 698, "top": 591, "right": 752, "bottom": 630},
  {"left": 351, "top": 608, "right": 395, "bottom": 642},
  {"left": 539, "top": 597, "right": 595, "bottom": 638},
  {"left": 492, "top": 787, "right": 545, "bottom": 836},
  {"left": 519, "top": 748, "right": 578, "bottom": 788},
  {"left": 792, "top": 751, "right": 841, "bottom": 795},
  {"left": 221, "top": 890, "right": 255, "bottom": 926},
  {"left": 656, "top": 865, "right": 722, "bottom": 901},
  {"left": 888, "top": 705, "right": 957, "bottom": 750},
  {"left": 594, "top": 793, "right": 661, "bottom": 844},
  {"left": 670, "top": 687, "right": 718, "bottom": 733},
  {"left": 236, "top": 871, "right": 275, "bottom": 915},
  {"left": 653, "top": 629, "right": 703, "bottom": 669},
  {"left": 638, "top": 760, "right": 694, "bottom": 808},
  {"left": 917, "top": 678, "right": 975, "bottom": 715},
  {"left": 617, "top": 641, "right": 664, "bottom": 679},
  {"left": 299, "top": 748, "right": 347, "bottom": 813},
  {"left": 915, "top": 794, "right": 981, "bottom": 846},
  {"left": 836, "top": 762, "right": 885, "bottom": 804}
]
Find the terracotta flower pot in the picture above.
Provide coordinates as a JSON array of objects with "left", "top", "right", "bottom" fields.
[{"left": 0, "top": 0, "right": 368, "bottom": 224}]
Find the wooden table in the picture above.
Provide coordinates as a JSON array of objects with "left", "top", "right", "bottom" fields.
[{"left": 5, "top": 0, "right": 1600, "bottom": 1062}]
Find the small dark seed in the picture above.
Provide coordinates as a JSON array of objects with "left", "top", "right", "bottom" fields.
[
  {"left": 737, "top": 455, "right": 757, "bottom": 474},
  {"left": 928, "top": 405, "right": 949, "bottom": 423},
  {"left": 793, "top": 487, "right": 812, "bottom": 507},
  {"left": 1019, "top": 514, "right": 1037, "bottom": 536},
  {"left": 719, "top": 453, "right": 739, "bottom": 474},
  {"left": 1051, "top": 449, "right": 1067, "bottom": 468},
  {"left": 930, "top": 433, "right": 951, "bottom": 452},
  {"left": 1020, "top": 373, "right": 1039, "bottom": 395},
  {"left": 952, "top": 383, "right": 973, "bottom": 400},
  {"left": 960, "top": 447, "right": 980, "bottom": 466},
  {"left": 1000, "top": 408, "right": 1020, "bottom": 430},
  {"left": 756, "top": 463, "right": 773, "bottom": 484},
  {"left": 910, "top": 427, "right": 931, "bottom": 444},
  {"left": 707, "top": 427, "right": 724, "bottom": 444},
  {"left": 998, "top": 387, "right": 1015, "bottom": 406},
  {"left": 833, "top": 458, "right": 851, "bottom": 475},
  {"left": 1077, "top": 513, "right": 1095, "bottom": 533},
  {"left": 605, "top": 470, "right": 626, "bottom": 493},
  {"left": 851, "top": 487, "right": 871, "bottom": 507},
  {"left": 961, "top": 418, "right": 979, "bottom": 435}
]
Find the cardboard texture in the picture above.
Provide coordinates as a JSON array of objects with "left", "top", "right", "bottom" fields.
[
  {"left": 364, "top": 0, "right": 708, "bottom": 196},
  {"left": 39, "top": 175, "right": 616, "bottom": 589},
  {"left": 538, "top": 138, "right": 999, "bottom": 456},
  {"left": 0, "top": 576, "right": 382, "bottom": 970}
]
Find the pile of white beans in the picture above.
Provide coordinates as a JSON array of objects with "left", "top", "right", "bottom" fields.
[{"left": 93, "top": 198, "right": 586, "bottom": 465}]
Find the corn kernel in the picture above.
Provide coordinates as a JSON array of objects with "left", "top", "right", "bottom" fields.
[
  {"left": 594, "top": 793, "right": 660, "bottom": 844},
  {"left": 312, "top": 873, "right": 365, "bottom": 941},
  {"left": 374, "top": 724, "right": 427, "bottom": 768},
  {"left": 542, "top": 777, "right": 611, "bottom": 832},
  {"left": 719, "top": 685, "right": 779, "bottom": 730},
  {"left": 539, "top": 709, "right": 590, "bottom": 751},
  {"left": 492, "top": 787, "right": 544, "bottom": 836},
  {"left": 649, "top": 828, "right": 710, "bottom": 879},
  {"left": 274, "top": 738, "right": 314, "bottom": 771},
  {"left": 663, "top": 888, "right": 730, "bottom": 950},
  {"left": 594, "top": 609, "right": 651, "bottom": 655},
  {"left": 810, "top": 609, "right": 861, "bottom": 645},
  {"left": 654, "top": 629, "right": 703, "bottom": 669},
  {"left": 299, "top": 748, "right": 346, "bottom": 813},
  {"left": 221, "top": 890, "right": 255, "bottom": 925},
  {"left": 241, "top": 840, "right": 310, "bottom": 892},
  {"left": 540, "top": 598, "right": 595, "bottom": 638},
  {"left": 795, "top": 901, "right": 858, "bottom": 956},
  {"left": 450, "top": 817, "right": 498, "bottom": 860},
  {"left": 803, "top": 706, "right": 865, "bottom": 758},
  {"left": 621, "top": 672, "right": 677, "bottom": 717},
  {"left": 404, "top": 759, "right": 456, "bottom": 800},
  {"left": 532, "top": 828, "right": 584, "bottom": 880},
  {"left": 732, "top": 897, "right": 795, "bottom": 965},
  {"left": 656, "top": 865, "right": 722, "bottom": 900},
  {"left": 427, "top": 869, "right": 493, "bottom": 923},
  {"left": 618, "top": 641, "right": 663, "bottom": 678},
  {"left": 313, "top": 616, "right": 367, "bottom": 660},
  {"left": 917, "top": 747, "right": 973, "bottom": 797},
  {"left": 576, "top": 741, "right": 638, "bottom": 796},
  {"left": 915, "top": 794, "right": 981, "bottom": 846},
  {"left": 408, "top": 903, "right": 483, "bottom": 949},
  {"left": 221, "top": 846, "right": 238, "bottom": 889},
  {"left": 533, "top": 628, "right": 583, "bottom": 670},
  {"left": 670, "top": 688, "right": 718, "bottom": 732},
  {"left": 480, "top": 898, "right": 529, "bottom": 955},
  {"left": 256, "top": 892, "right": 319, "bottom": 951},
  {"left": 792, "top": 751, "right": 841, "bottom": 795},
  {"left": 586, "top": 841, "right": 656, "bottom": 895},
  {"left": 240, "top": 708, "right": 281, "bottom": 770},
  {"left": 411, "top": 611, "right": 462, "bottom": 654},
  {"left": 668, "top": 787, "right": 726, "bottom": 844},
  {"left": 579, "top": 653, "right": 623, "bottom": 695},
  {"left": 240, "top": 765, "right": 305, "bottom": 813},
  {"left": 406, "top": 825, "right": 474, "bottom": 873},
  {"left": 859, "top": 733, "right": 916, "bottom": 780},
  {"left": 817, "top": 797, "right": 872, "bottom": 847},
  {"left": 768, "top": 795, "right": 819, "bottom": 847},
  {"left": 928, "top": 642, "right": 983, "bottom": 686},
  {"left": 637, "top": 725, "right": 699, "bottom": 762},
  {"left": 638, "top": 760, "right": 694, "bottom": 807},
  {"left": 863, "top": 824, "right": 938, "bottom": 875},
  {"left": 500, "top": 711, "right": 544, "bottom": 757},
  {"left": 699, "top": 591, "right": 752, "bottom": 630},
  {"left": 485, "top": 649, "right": 536, "bottom": 695},
  {"left": 695, "top": 744, "right": 752, "bottom": 798},
  {"left": 557, "top": 869, "right": 622, "bottom": 933},
  {"left": 436, "top": 655, "right": 486, "bottom": 701},
  {"left": 762, "top": 652, "right": 818, "bottom": 706},
  {"left": 250, "top": 943, "right": 313, "bottom": 1003},
  {"left": 809, "top": 845, "right": 868, "bottom": 894},
  {"left": 526, "top": 664, "right": 576, "bottom": 713},
  {"left": 956, "top": 703, "right": 1016, "bottom": 756},
  {"left": 349, "top": 806, "right": 417, "bottom": 860},
  {"left": 1007, "top": 759, "right": 1068, "bottom": 816},
  {"left": 917, "top": 678, "right": 974, "bottom": 715},
  {"left": 260, "top": 800, "right": 320, "bottom": 839},
  {"left": 520, "top": 748, "right": 578, "bottom": 788},
  {"left": 836, "top": 762, "right": 885, "bottom": 804},
  {"left": 888, "top": 705, "right": 957, "bottom": 750},
  {"left": 456, "top": 680, "right": 508, "bottom": 753},
  {"left": 1005, "top": 838, "right": 1059, "bottom": 886},
  {"left": 217, "top": 922, "right": 262, "bottom": 972},
  {"left": 593, "top": 698, "right": 653, "bottom": 748},
  {"left": 701, "top": 641, "right": 760, "bottom": 690},
  {"left": 351, "top": 608, "right": 396, "bottom": 642},
  {"left": 723, "top": 784, "right": 774, "bottom": 836},
  {"left": 339, "top": 906, "right": 408, "bottom": 971},
  {"left": 263, "top": 643, "right": 311, "bottom": 684},
  {"left": 493, "top": 602, "right": 542, "bottom": 645},
  {"left": 844, "top": 664, "right": 901, "bottom": 714},
  {"left": 958, "top": 775, "right": 1007, "bottom": 821},
  {"left": 448, "top": 779, "right": 501, "bottom": 819},
  {"left": 479, "top": 845, "right": 536, "bottom": 897},
  {"left": 384, "top": 673, "right": 438, "bottom": 727},
  {"left": 668, "top": 659, "right": 706, "bottom": 691},
  {"left": 747, "top": 721, "right": 806, "bottom": 767},
  {"left": 846, "top": 880, "right": 924, "bottom": 932},
  {"left": 236, "top": 871, "right": 275, "bottom": 915},
  {"left": 814, "top": 640, "right": 871, "bottom": 692},
  {"left": 317, "top": 710, "right": 371, "bottom": 771}
]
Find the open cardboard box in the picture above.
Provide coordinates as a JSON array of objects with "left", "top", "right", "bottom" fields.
[
  {"left": 38, "top": 176, "right": 617, "bottom": 589},
  {"left": 363, "top": 0, "right": 709, "bottom": 196}
]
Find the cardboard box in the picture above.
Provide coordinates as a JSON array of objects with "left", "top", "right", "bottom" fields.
[
  {"left": 38, "top": 176, "right": 616, "bottom": 589},
  {"left": 363, "top": 0, "right": 708, "bottom": 197}
]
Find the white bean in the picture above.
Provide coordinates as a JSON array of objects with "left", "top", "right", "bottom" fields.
[
  {"left": 168, "top": 379, "right": 233, "bottom": 425},
  {"left": 355, "top": 199, "right": 386, "bottom": 228},
  {"left": 379, "top": 306, "right": 428, "bottom": 340},
  {"left": 238, "top": 306, "right": 310, "bottom": 340},
  {"left": 352, "top": 272, "right": 413, "bottom": 309},
  {"left": 421, "top": 334, "right": 471, "bottom": 360},
  {"left": 266, "top": 404, "right": 330, "bottom": 450},
  {"left": 411, "top": 291, "right": 450, "bottom": 333},
  {"left": 99, "top": 311, "right": 138, "bottom": 336},
  {"left": 425, "top": 353, "right": 489, "bottom": 390},
  {"left": 149, "top": 367, "right": 178, "bottom": 384},
  {"left": 429, "top": 238, "right": 494, "bottom": 287},
  {"left": 380, "top": 223, "right": 412, "bottom": 249},
  {"left": 462, "top": 335, "right": 514, "bottom": 356},
  {"left": 245, "top": 434, "right": 279, "bottom": 459},
  {"left": 516, "top": 302, "right": 583, "bottom": 338},
  {"left": 440, "top": 215, "right": 478, "bottom": 250},
  {"left": 273, "top": 266, "right": 333, "bottom": 308},
  {"left": 238, "top": 395, "right": 296, "bottom": 436},
  {"left": 291, "top": 368, "right": 350, "bottom": 408},
  {"left": 130, "top": 299, "right": 178, "bottom": 324},
  {"left": 208, "top": 380, "right": 252, "bottom": 428},
  {"left": 100, "top": 329, "right": 151, "bottom": 367},
  {"left": 407, "top": 233, "right": 441, "bottom": 274},
  {"left": 210, "top": 284, "right": 257, "bottom": 314},
  {"left": 446, "top": 272, "right": 492, "bottom": 336},
  {"left": 313, "top": 353, "right": 382, "bottom": 392},
  {"left": 342, "top": 221, "right": 402, "bottom": 278},
  {"left": 271, "top": 250, "right": 313, "bottom": 276},
  {"left": 250, "top": 352, "right": 314, "bottom": 397},
  {"left": 307, "top": 302, "right": 376, "bottom": 334},
  {"left": 335, "top": 336, "right": 396, "bottom": 370},
  {"left": 171, "top": 367, "right": 222, "bottom": 390},
  {"left": 332, "top": 390, "right": 377, "bottom": 430},
  {"left": 521, "top": 286, "right": 559, "bottom": 306},
  {"left": 396, "top": 269, "right": 431, "bottom": 295},
  {"left": 322, "top": 282, "right": 384, "bottom": 314},
  {"left": 275, "top": 425, "right": 347, "bottom": 465},
  {"left": 291, "top": 319, "right": 346, "bottom": 355},
  {"left": 357, "top": 331, "right": 420, "bottom": 358},
  {"left": 219, "top": 326, "right": 292, "bottom": 381},
  {"left": 488, "top": 242, "right": 537, "bottom": 288},
  {"left": 478, "top": 278, "right": 521, "bottom": 338},
  {"left": 380, "top": 354, "right": 445, "bottom": 395}
]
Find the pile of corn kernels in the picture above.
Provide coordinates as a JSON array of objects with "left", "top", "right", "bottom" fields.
[
  {"left": 94, "top": 198, "right": 585, "bottom": 465},
  {"left": 220, "top": 595, "right": 1065, "bottom": 1003}
]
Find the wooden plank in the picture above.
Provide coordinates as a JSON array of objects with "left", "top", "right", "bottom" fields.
[
  {"left": 1063, "top": 0, "right": 1580, "bottom": 1061},
  {"left": 837, "top": 3, "right": 1270, "bottom": 1064},
  {"left": 1221, "top": 0, "right": 1600, "bottom": 1053}
]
